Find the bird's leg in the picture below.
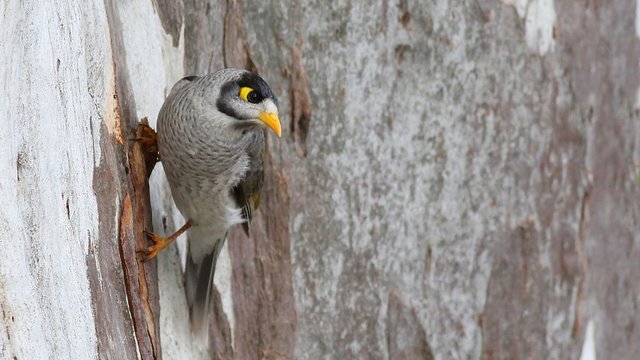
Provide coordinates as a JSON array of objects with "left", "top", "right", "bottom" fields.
[{"left": 139, "top": 221, "right": 192, "bottom": 261}]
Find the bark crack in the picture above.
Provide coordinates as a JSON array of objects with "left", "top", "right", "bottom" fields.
[
  {"left": 285, "top": 42, "right": 312, "bottom": 158},
  {"left": 572, "top": 187, "right": 591, "bottom": 339}
]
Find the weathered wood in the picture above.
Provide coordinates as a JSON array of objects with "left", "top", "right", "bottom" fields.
[{"left": 1, "top": 0, "right": 639, "bottom": 359}]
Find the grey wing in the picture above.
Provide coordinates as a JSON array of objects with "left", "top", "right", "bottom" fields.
[{"left": 231, "top": 130, "right": 265, "bottom": 236}]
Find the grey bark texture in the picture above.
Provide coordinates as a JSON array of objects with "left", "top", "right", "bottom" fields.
[{"left": 1, "top": 0, "right": 639, "bottom": 359}]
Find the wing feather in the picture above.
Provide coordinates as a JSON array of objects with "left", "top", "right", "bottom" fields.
[{"left": 231, "top": 130, "right": 265, "bottom": 236}]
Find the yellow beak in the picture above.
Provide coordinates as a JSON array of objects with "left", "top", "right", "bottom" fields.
[{"left": 258, "top": 111, "right": 282, "bottom": 137}]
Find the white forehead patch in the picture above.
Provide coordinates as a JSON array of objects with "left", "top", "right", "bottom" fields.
[{"left": 264, "top": 99, "right": 278, "bottom": 114}]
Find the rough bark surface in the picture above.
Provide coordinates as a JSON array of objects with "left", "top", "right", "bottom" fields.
[
  {"left": 1, "top": 0, "right": 638, "bottom": 359},
  {"left": 387, "top": 291, "right": 434, "bottom": 360}
]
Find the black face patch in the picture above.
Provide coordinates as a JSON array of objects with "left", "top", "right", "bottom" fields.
[
  {"left": 216, "top": 71, "right": 278, "bottom": 120},
  {"left": 216, "top": 81, "right": 242, "bottom": 118},
  {"left": 236, "top": 72, "right": 278, "bottom": 106}
]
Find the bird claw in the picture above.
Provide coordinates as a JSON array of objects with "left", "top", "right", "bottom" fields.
[
  {"left": 138, "top": 230, "right": 168, "bottom": 262},
  {"left": 138, "top": 222, "right": 191, "bottom": 262},
  {"left": 133, "top": 119, "right": 159, "bottom": 176},
  {"left": 136, "top": 125, "right": 158, "bottom": 148}
]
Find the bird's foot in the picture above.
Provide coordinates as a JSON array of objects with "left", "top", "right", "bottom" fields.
[
  {"left": 136, "top": 122, "right": 158, "bottom": 150},
  {"left": 131, "top": 117, "right": 159, "bottom": 176},
  {"left": 138, "top": 222, "right": 192, "bottom": 262},
  {"left": 138, "top": 231, "right": 171, "bottom": 261}
]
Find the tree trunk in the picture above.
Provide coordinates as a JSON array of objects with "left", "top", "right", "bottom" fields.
[{"left": 1, "top": 0, "right": 638, "bottom": 359}]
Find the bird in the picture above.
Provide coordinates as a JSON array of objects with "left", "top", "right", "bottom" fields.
[{"left": 139, "top": 68, "right": 281, "bottom": 337}]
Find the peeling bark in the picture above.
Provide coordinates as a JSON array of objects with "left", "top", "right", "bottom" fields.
[
  {"left": 90, "top": 123, "right": 138, "bottom": 360},
  {"left": 286, "top": 44, "right": 313, "bottom": 158},
  {"left": 223, "top": 0, "right": 258, "bottom": 72},
  {"left": 2, "top": 0, "right": 639, "bottom": 359},
  {"left": 104, "top": 0, "right": 164, "bottom": 357}
]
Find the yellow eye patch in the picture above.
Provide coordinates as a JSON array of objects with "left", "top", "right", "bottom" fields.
[{"left": 239, "top": 87, "right": 254, "bottom": 101}]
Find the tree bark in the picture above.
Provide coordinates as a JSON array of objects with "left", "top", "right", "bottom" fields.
[{"left": 1, "top": 0, "right": 638, "bottom": 359}]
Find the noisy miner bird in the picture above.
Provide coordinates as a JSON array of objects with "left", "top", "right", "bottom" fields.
[{"left": 140, "top": 68, "right": 281, "bottom": 336}]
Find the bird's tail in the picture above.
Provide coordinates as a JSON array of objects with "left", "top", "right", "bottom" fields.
[{"left": 185, "top": 225, "right": 227, "bottom": 342}]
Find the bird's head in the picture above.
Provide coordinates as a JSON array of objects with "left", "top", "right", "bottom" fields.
[{"left": 211, "top": 69, "right": 282, "bottom": 137}]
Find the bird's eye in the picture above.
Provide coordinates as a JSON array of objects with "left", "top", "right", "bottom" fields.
[
  {"left": 239, "top": 86, "right": 262, "bottom": 104},
  {"left": 247, "top": 91, "right": 261, "bottom": 104}
]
